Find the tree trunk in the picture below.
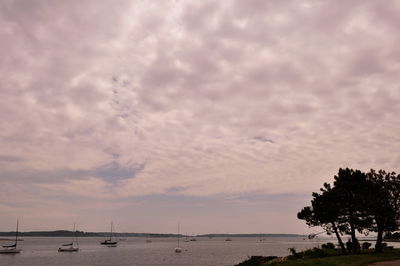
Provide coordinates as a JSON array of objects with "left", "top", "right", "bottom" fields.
[
  {"left": 332, "top": 223, "right": 347, "bottom": 254},
  {"left": 375, "top": 227, "right": 384, "bottom": 253},
  {"left": 350, "top": 222, "right": 360, "bottom": 253}
]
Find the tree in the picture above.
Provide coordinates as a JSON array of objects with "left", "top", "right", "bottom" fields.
[
  {"left": 331, "top": 168, "right": 373, "bottom": 253},
  {"left": 297, "top": 182, "right": 347, "bottom": 254},
  {"left": 366, "top": 169, "right": 400, "bottom": 252},
  {"left": 299, "top": 168, "right": 400, "bottom": 254}
]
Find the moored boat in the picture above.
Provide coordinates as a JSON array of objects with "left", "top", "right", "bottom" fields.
[
  {"left": 0, "top": 220, "right": 21, "bottom": 254},
  {"left": 58, "top": 245, "right": 79, "bottom": 252},
  {"left": 58, "top": 223, "right": 79, "bottom": 252},
  {"left": 101, "top": 222, "right": 118, "bottom": 247},
  {"left": 175, "top": 222, "right": 182, "bottom": 253}
]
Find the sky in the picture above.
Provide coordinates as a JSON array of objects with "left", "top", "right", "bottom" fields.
[{"left": 1, "top": 0, "right": 400, "bottom": 234}]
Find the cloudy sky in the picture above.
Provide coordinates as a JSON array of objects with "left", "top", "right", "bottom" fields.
[{"left": 1, "top": 0, "right": 399, "bottom": 234}]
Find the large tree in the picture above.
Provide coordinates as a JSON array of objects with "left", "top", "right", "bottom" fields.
[
  {"left": 366, "top": 169, "right": 400, "bottom": 252},
  {"left": 331, "top": 168, "right": 373, "bottom": 253},
  {"left": 297, "top": 182, "right": 347, "bottom": 254},
  {"left": 299, "top": 168, "right": 400, "bottom": 253},
  {"left": 298, "top": 168, "right": 375, "bottom": 254}
]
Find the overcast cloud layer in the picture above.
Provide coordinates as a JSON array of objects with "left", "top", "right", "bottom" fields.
[{"left": 1, "top": 0, "right": 400, "bottom": 233}]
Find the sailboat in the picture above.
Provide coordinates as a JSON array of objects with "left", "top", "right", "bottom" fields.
[
  {"left": 58, "top": 223, "right": 79, "bottom": 252},
  {"left": 100, "top": 222, "right": 118, "bottom": 247},
  {"left": 174, "top": 222, "right": 182, "bottom": 253},
  {"left": 0, "top": 220, "right": 21, "bottom": 254},
  {"left": 259, "top": 233, "right": 265, "bottom": 242}
]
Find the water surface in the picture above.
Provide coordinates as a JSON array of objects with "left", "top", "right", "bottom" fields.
[{"left": 0, "top": 236, "right": 352, "bottom": 266}]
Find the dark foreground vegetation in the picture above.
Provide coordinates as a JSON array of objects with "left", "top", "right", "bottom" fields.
[
  {"left": 271, "top": 248, "right": 400, "bottom": 266},
  {"left": 236, "top": 246, "right": 400, "bottom": 266}
]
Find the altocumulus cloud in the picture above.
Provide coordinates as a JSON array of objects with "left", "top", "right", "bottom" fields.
[
  {"left": 0, "top": 161, "right": 144, "bottom": 184},
  {"left": 1, "top": 0, "right": 400, "bottom": 232}
]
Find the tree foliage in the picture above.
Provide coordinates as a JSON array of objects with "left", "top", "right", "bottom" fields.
[{"left": 298, "top": 168, "right": 400, "bottom": 253}]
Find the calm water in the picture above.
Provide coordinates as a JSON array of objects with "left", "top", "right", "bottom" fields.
[{"left": 0, "top": 236, "right": 349, "bottom": 266}]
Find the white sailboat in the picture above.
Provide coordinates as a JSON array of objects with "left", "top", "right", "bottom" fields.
[
  {"left": 174, "top": 222, "right": 182, "bottom": 253},
  {"left": 100, "top": 222, "right": 118, "bottom": 247},
  {"left": 0, "top": 220, "right": 21, "bottom": 254},
  {"left": 58, "top": 223, "right": 79, "bottom": 252}
]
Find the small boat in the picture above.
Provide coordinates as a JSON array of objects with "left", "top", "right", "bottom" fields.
[
  {"left": 0, "top": 220, "right": 21, "bottom": 254},
  {"left": 184, "top": 235, "right": 189, "bottom": 243},
  {"left": 101, "top": 239, "right": 118, "bottom": 245},
  {"left": 58, "top": 244, "right": 79, "bottom": 252},
  {"left": 225, "top": 237, "right": 232, "bottom": 241},
  {"left": 145, "top": 234, "right": 152, "bottom": 243},
  {"left": 58, "top": 223, "right": 79, "bottom": 252},
  {"left": 101, "top": 222, "right": 118, "bottom": 246},
  {"left": 174, "top": 247, "right": 182, "bottom": 253},
  {"left": 174, "top": 222, "right": 182, "bottom": 253}
]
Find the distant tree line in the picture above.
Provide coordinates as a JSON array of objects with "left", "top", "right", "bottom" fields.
[{"left": 298, "top": 168, "right": 400, "bottom": 254}]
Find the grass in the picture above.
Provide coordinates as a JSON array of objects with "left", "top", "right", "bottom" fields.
[{"left": 268, "top": 249, "right": 400, "bottom": 266}]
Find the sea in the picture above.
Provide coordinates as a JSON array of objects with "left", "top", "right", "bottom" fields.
[{"left": 1, "top": 236, "right": 396, "bottom": 266}]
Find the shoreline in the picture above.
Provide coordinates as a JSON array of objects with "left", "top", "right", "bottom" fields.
[{"left": 236, "top": 248, "right": 400, "bottom": 265}]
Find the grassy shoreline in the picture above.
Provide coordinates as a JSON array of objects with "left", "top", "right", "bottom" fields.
[
  {"left": 237, "top": 249, "right": 400, "bottom": 266},
  {"left": 270, "top": 249, "right": 400, "bottom": 265}
]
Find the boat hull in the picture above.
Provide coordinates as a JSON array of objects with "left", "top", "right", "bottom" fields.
[
  {"left": 101, "top": 241, "right": 118, "bottom": 245},
  {"left": 58, "top": 247, "right": 79, "bottom": 252},
  {"left": 0, "top": 248, "right": 21, "bottom": 254}
]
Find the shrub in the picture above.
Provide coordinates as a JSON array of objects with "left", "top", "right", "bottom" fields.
[
  {"left": 288, "top": 247, "right": 301, "bottom": 259},
  {"left": 303, "top": 248, "right": 328, "bottom": 258},
  {"left": 321, "top": 242, "right": 336, "bottom": 249},
  {"left": 362, "top": 242, "right": 371, "bottom": 250}
]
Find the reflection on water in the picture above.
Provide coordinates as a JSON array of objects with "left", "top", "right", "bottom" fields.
[{"left": 0, "top": 236, "right": 360, "bottom": 266}]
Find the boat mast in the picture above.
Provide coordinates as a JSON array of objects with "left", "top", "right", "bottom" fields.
[
  {"left": 73, "top": 222, "right": 78, "bottom": 246},
  {"left": 15, "top": 219, "right": 19, "bottom": 248},
  {"left": 110, "top": 222, "right": 113, "bottom": 241},
  {"left": 177, "top": 222, "right": 180, "bottom": 248}
]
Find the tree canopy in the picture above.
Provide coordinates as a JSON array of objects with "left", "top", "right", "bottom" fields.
[{"left": 298, "top": 168, "right": 400, "bottom": 253}]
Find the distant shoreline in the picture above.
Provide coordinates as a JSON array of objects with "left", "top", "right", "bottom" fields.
[{"left": 0, "top": 231, "right": 302, "bottom": 238}]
